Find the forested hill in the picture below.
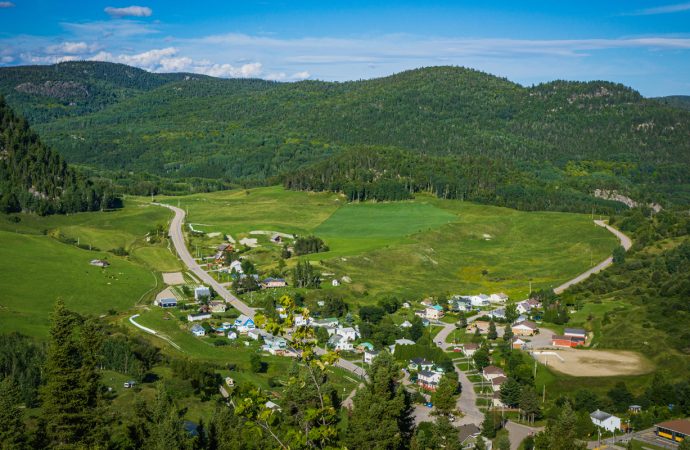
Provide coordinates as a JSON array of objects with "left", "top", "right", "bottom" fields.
[
  {"left": 0, "top": 97, "right": 120, "bottom": 215},
  {"left": 654, "top": 95, "right": 690, "bottom": 112},
  {"left": 2, "top": 62, "right": 690, "bottom": 208}
]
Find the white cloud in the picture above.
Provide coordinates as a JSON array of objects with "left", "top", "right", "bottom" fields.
[
  {"left": 197, "top": 62, "right": 262, "bottom": 78},
  {"left": 45, "top": 41, "right": 96, "bottom": 55},
  {"left": 628, "top": 2, "right": 690, "bottom": 15},
  {"left": 0, "top": 56, "right": 14, "bottom": 63},
  {"left": 104, "top": 5, "right": 152, "bottom": 18},
  {"left": 19, "top": 53, "right": 80, "bottom": 64},
  {"left": 0, "top": 1, "right": 15, "bottom": 8}
]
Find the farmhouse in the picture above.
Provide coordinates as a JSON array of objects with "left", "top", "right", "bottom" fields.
[
  {"left": 234, "top": 315, "right": 256, "bottom": 333},
  {"left": 262, "top": 277, "right": 288, "bottom": 288},
  {"left": 511, "top": 320, "right": 538, "bottom": 336},
  {"left": 194, "top": 286, "right": 211, "bottom": 301},
  {"left": 187, "top": 312, "right": 212, "bottom": 322},
  {"left": 590, "top": 410, "right": 621, "bottom": 432},
  {"left": 469, "top": 294, "right": 491, "bottom": 307},
  {"left": 655, "top": 419, "right": 690, "bottom": 444},
  {"left": 334, "top": 326, "right": 359, "bottom": 341},
  {"left": 90, "top": 259, "right": 110, "bottom": 268},
  {"left": 191, "top": 324, "right": 205, "bottom": 337},
  {"left": 482, "top": 365, "right": 506, "bottom": 381},
  {"left": 155, "top": 297, "right": 177, "bottom": 308},
  {"left": 417, "top": 370, "right": 443, "bottom": 391}
]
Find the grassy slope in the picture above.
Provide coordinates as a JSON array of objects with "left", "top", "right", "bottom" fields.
[
  {"left": 158, "top": 186, "right": 617, "bottom": 300},
  {"left": 0, "top": 202, "right": 180, "bottom": 337}
]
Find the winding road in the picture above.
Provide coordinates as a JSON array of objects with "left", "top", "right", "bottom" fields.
[{"left": 155, "top": 202, "right": 367, "bottom": 379}]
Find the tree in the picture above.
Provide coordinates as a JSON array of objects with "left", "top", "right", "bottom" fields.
[
  {"left": 487, "top": 320, "right": 498, "bottom": 340},
  {"left": 292, "top": 260, "right": 321, "bottom": 288},
  {"left": 612, "top": 245, "right": 626, "bottom": 264},
  {"left": 496, "top": 434, "right": 511, "bottom": 450},
  {"left": 505, "top": 303, "right": 519, "bottom": 323},
  {"left": 408, "top": 316, "right": 425, "bottom": 342},
  {"left": 607, "top": 381, "right": 633, "bottom": 413},
  {"left": 458, "top": 315, "right": 468, "bottom": 328},
  {"left": 0, "top": 378, "right": 27, "bottom": 449},
  {"left": 249, "top": 352, "right": 263, "bottom": 373},
  {"left": 519, "top": 386, "right": 542, "bottom": 424},
  {"left": 536, "top": 403, "right": 586, "bottom": 450},
  {"left": 432, "top": 373, "right": 459, "bottom": 415},
  {"left": 473, "top": 343, "right": 491, "bottom": 370},
  {"left": 500, "top": 377, "right": 522, "bottom": 408},
  {"left": 146, "top": 383, "right": 190, "bottom": 450},
  {"left": 503, "top": 322, "right": 514, "bottom": 342},
  {"left": 481, "top": 410, "right": 499, "bottom": 438},
  {"left": 346, "top": 352, "right": 413, "bottom": 449}
]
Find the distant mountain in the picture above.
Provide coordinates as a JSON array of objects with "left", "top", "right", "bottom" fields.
[
  {"left": 654, "top": 95, "right": 690, "bottom": 111},
  {"left": 0, "top": 97, "right": 120, "bottom": 215},
  {"left": 1, "top": 62, "right": 689, "bottom": 209}
]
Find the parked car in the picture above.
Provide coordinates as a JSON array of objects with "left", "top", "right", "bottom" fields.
[
  {"left": 425, "top": 402, "right": 433, "bottom": 408},
  {"left": 123, "top": 381, "right": 136, "bottom": 388}
]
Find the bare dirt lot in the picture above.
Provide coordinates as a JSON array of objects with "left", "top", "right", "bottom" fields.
[
  {"left": 533, "top": 349, "right": 653, "bottom": 377},
  {"left": 162, "top": 272, "right": 185, "bottom": 285}
]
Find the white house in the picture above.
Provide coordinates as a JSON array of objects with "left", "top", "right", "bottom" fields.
[
  {"left": 294, "top": 314, "right": 311, "bottom": 327},
  {"left": 470, "top": 294, "right": 491, "bottom": 307},
  {"left": 482, "top": 365, "right": 506, "bottom": 382},
  {"left": 462, "top": 343, "right": 479, "bottom": 357},
  {"left": 336, "top": 327, "right": 359, "bottom": 341},
  {"left": 194, "top": 286, "right": 211, "bottom": 301},
  {"left": 247, "top": 329, "right": 262, "bottom": 341},
  {"left": 155, "top": 298, "right": 177, "bottom": 308},
  {"left": 489, "top": 293, "right": 509, "bottom": 304},
  {"left": 590, "top": 410, "right": 621, "bottom": 432},
  {"left": 409, "top": 358, "right": 434, "bottom": 371},
  {"left": 329, "top": 334, "right": 353, "bottom": 351},
  {"left": 417, "top": 370, "right": 443, "bottom": 391},
  {"left": 229, "top": 260, "right": 244, "bottom": 274},
  {"left": 331, "top": 279, "right": 340, "bottom": 287},
  {"left": 312, "top": 318, "right": 339, "bottom": 328},
  {"left": 364, "top": 350, "right": 379, "bottom": 364},
  {"left": 191, "top": 324, "right": 206, "bottom": 336},
  {"left": 491, "top": 376, "right": 507, "bottom": 392},
  {"left": 209, "top": 300, "right": 227, "bottom": 313},
  {"left": 234, "top": 314, "right": 256, "bottom": 333},
  {"left": 400, "top": 320, "right": 413, "bottom": 328},
  {"left": 516, "top": 299, "right": 542, "bottom": 314},
  {"left": 227, "top": 331, "right": 238, "bottom": 340},
  {"left": 187, "top": 312, "right": 212, "bottom": 322},
  {"left": 425, "top": 305, "right": 444, "bottom": 320}
]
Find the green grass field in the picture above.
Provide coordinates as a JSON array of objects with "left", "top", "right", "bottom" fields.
[{"left": 157, "top": 186, "right": 618, "bottom": 301}]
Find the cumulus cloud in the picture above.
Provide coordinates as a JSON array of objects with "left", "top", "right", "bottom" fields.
[
  {"left": 199, "top": 62, "right": 262, "bottom": 77},
  {"left": 45, "top": 41, "right": 96, "bottom": 55},
  {"left": 0, "top": 2, "right": 15, "bottom": 8},
  {"left": 104, "top": 5, "right": 152, "bottom": 18}
]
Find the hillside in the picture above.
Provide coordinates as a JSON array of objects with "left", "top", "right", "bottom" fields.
[
  {"left": 654, "top": 95, "right": 690, "bottom": 111},
  {"left": 2, "top": 62, "right": 690, "bottom": 208},
  {"left": 0, "top": 97, "right": 120, "bottom": 215}
]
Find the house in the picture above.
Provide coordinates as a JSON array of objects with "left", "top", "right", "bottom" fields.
[
  {"left": 400, "top": 320, "right": 413, "bottom": 328},
  {"left": 294, "top": 314, "right": 311, "bottom": 327},
  {"left": 408, "top": 358, "right": 434, "bottom": 372},
  {"left": 227, "top": 331, "right": 237, "bottom": 340},
  {"left": 551, "top": 335, "right": 585, "bottom": 348},
  {"left": 449, "top": 296, "right": 473, "bottom": 312},
  {"left": 489, "top": 293, "right": 509, "bottom": 304},
  {"left": 491, "top": 376, "right": 507, "bottom": 392},
  {"left": 655, "top": 419, "right": 690, "bottom": 443},
  {"left": 247, "top": 329, "right": 262, "bottom": 341},
  {"left": 488, "top": 308, "right": 506, "bottom": 320},
  {"left": 467, "top": 321, "right": 491, "bottom": 334},
  {"left": 194, "top": 286, "right": 211, "bottom": 301},
  {"left": 328, "top": 334, "right": 353, "bottom": 352},
  {"left": 262, "top": 277, "right": 288, "bottom": 288},
  {"left": 90, "top": 259, "right": 110, "bottom": 268},
  {"left": 425, "top": 305, "right": 444, "bottom": 320},
  {"left": 517, "top": 299, "right": 542, "bottom": 314},
  {"left": 312, "top": 318, "right": 339, "bottom": 328},
  {"left": 331, "top": 279, "right": 340, "bottom": 287},
  {"left": 263, "top": 335, "right": 288, "bottom": 354},
  {"left": 390, "top": 338, "right": 415, "bottom": 354},
  {"left": 229, "top": 260, "right": 244, "bottom": 274},
  {"left": 209, "top": 300, "right": 227, "bottom": 313},
  {"left": 470, "top": 294, "right": 491, "bottom": 307},
  {"left": 335, "top": 327, "right": 359, "bottom": 341},
  {"left": 492, "top": 391, "right": 505, "bottom": 409},
  {"left": 187, "top": 312, "right": 212, "bottom": 322},
  {"left": 364, "top": 350, "right": 379, "bottom": 364},
  {"left": 462, "top": 343, "right": 479, "bottom": 357},
  {"left": 512, "top": 320, "right": 538, "bottom": 336},
  {"left": 458, "top": 424, "right": 482, "bottom": 449},
  {"left": 225, "top": 376, "right": 235, "bottom": 387},
  {"left": 155, "top": 297, "right": 177, "bottom": 308},
  {"left": 512, "top": 337, "right": 527, "bottom": 350},
  {"left": 414, "top": 310, "right": 427, "bottom": 319},
  {"left": 590, "top": 410, "right": 621, "bottom": 432},
  {"left": 402, "top": 302, "right": 411, "bottom": 309},
  {"left": 482, "top": 365, "right": 506, "bottom": 381},
  {"left": 629, "top": 405, "right": 642, "bottom": 414},
  {"left": 191, "top": 324, "right": 206, "bottom": 337},
  {"left": 234, "top": 314, "right": 256, "bottom": 333},
  {"left": 564, "top": 328, "right": 587, "bottom": 344},
  {"left": 417, "top": 370, "right": 443, "bottom": 391}
]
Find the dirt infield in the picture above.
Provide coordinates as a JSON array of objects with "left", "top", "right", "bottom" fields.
[
  {"left": 533, "top": 349, "right": 653, "bottom": 377},
  {"left": 162, "top": 272, "right": 185, "bottom": 285}
]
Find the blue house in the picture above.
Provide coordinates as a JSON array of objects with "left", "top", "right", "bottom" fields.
[
  {"left": 234, "top": 314, "right": 256, "bottom": 333},
  {"left": 191, "top": 324, "right": 205, "bottom": 337}
]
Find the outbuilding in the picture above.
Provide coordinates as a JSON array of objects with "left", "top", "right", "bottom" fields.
[{"left": 655, "top": 419, "right": 690, "bottom": 444}]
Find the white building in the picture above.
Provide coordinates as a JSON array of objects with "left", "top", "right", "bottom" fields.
[
  {"left": 335, "top": 327, "right": 359, "bottom": 341},
  {"left": 194, "top": 286, "right": 211, "bottom": 301},
  {"left": 187, "top": 312, "right": 212, "bottom": 322},
  {"left": 229, "top": 260, "right": 243, "bottom": 274},
  {"left": 469, "top": 294, "right": 491, "bottom": 307},
  {"left": 400, "top": 320, "right": 413, "bottom": 328},
  {"left": 364, "top": 350, "right": 379, "bottom": 364},
  {"left": 590, "top": 410, "right": 621, "bottom": 432}
]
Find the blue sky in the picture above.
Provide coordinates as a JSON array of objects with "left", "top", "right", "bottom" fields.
[{"left": 1, "top": 1, "right": 689, "bottom": 96}]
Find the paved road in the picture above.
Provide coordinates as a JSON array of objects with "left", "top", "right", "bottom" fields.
[
  {"left": 155, "top": 202, "right": 367, "bottom": 379},
  {"left": 554, "top": 221, "right": 632, "bottom": 294},
  {"left": 505, "top": 421, "right": 543, "bottom": 450}
]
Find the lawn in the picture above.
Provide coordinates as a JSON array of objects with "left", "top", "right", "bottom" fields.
[
  {"left": 0, "top": 230, "right": 157, "bottom": 338},
  {"left": 158, "top": 186, "right": 617, "bottom": 301}
]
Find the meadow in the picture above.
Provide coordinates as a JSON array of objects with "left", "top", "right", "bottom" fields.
[{"left": 157, "top": 186, "right": 618, "bottom": 301}]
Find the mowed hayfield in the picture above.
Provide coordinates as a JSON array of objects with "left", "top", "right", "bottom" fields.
[
  {"left": 155, "top": 186, "right": 618, "bottom": 300},
  {"left": 0, "top": 203, "right": 180, "bottom": 337}
]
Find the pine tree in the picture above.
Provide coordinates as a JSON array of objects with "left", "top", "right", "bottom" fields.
[
  {"left": 146, "top": 383, "right": 189, "bottom": 450},
  {"left": 519, "top": 386, "right": 542, "bottom": 423},
  {"left": 431, "top": 372, "right": 459, "bottom": 415},
  {"left": 503, "top": 322, "right": 514, "bottom": 342},
  {"left": 500, "top": 377, "right": 522, "bottom": 408},
  {"left": 0, "top": 378, "right": 27, "bottom": 449},
  {"left": 487, "top": 320, "right": 498, "bottom": 340},
  {"left": 346, "top": 352, "right": 413, "bottom": 449}
]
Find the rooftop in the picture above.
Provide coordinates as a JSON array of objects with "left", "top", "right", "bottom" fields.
[
  {"left": 656, "top": 419, "right": 690, "bottom": 435},
  {"left": 590, "top": 409, "right": 613, "bottom": 421}
]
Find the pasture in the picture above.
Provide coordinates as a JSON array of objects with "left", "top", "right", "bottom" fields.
[{"left": 158, "top": 187, "right": 619, "bottom": 300}]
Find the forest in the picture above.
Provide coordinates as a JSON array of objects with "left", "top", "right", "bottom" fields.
[
  {"left": 1, "top": 62, "right": 689, "bottom": 210},
  {"left": 0, "top": 96, "right": 121, "bottom": 215}
]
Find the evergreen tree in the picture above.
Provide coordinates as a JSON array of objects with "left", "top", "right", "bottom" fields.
[
  {"left": 146, "top": 383, "right": 190, "bottom": 450},
  {"left": 519, "top": 386, "right": 542, "bottom": 423},
  {"left": 505, "top": 303, "right": 519, "bottom": 323},
  {"left": 487, "top": 320, "right": 498, "bottom": 340},
  {"left": 536, "top": 403, "right": 586, "bottom": 450},
  {"left": 346, "top": 352, "right": 413, "bottom": 449},
  {"left": 481, "top": 411, "right": 499, "bottom": 438},
  {"left": 472, "top": 343, "right": 491, "bottom": 370},
  {"left": 500, "top": 377, "right": 522, "bottom": 408},
  {"left": 496, "top": 434, "right": 511, "bottom": 450},
  {"left": 503, "top": 322, "right": 514, "bottom": 342},
  {"left": 0, "top": 378, "right": 27, "bottom": 449},
  {"left": 432, "top": 372, "right": 459, "bottom": 415}
]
